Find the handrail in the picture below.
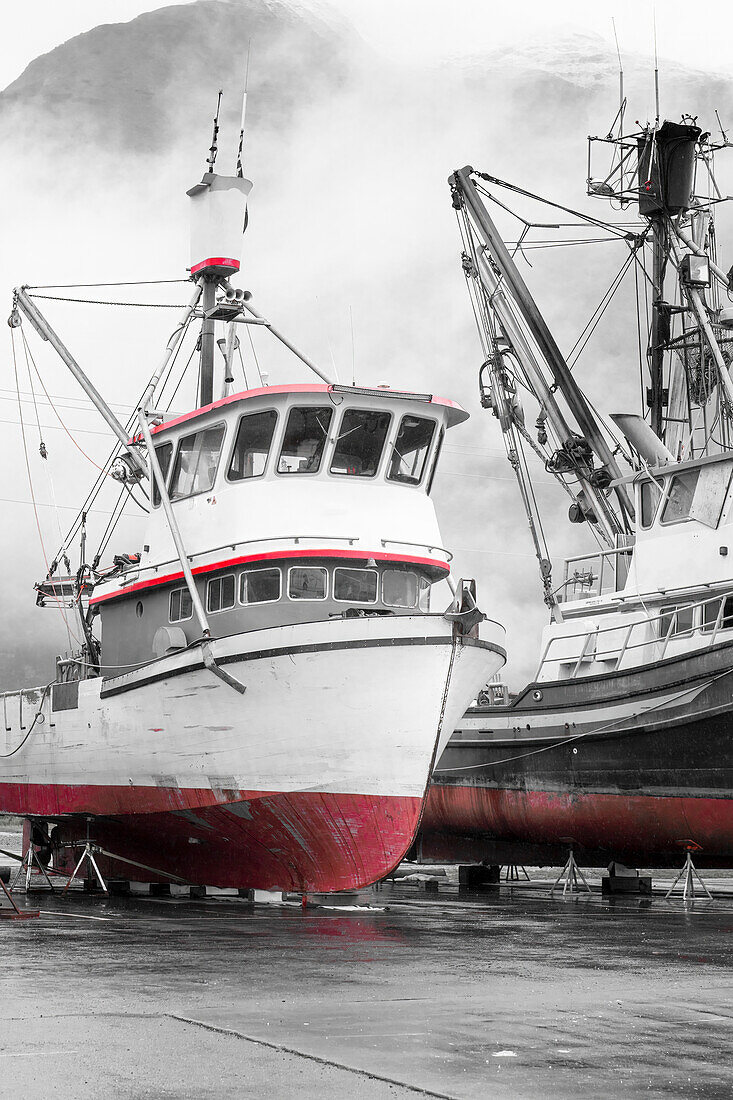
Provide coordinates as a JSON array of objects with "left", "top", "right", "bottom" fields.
[
  {"left": 115, "top": 534, "right": 450, "bottom": 580},
  {"left": 537, "top": 588, "right": 733, "bottom": 679},
  {"left": 563, "top": 545, "right": 631, "bottom": 566},
  {"left": 140, "top": 536, "right": 361, "bottom": 575},
  {"left": 380, "top": 537, "right": 453, "bottom": 562}
]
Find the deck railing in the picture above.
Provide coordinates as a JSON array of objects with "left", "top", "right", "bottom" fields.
[
  {"left": 559, "top": 544, "right": 633, "bottom": 602},
  {"left": 536, "top": 589, "right": 733, "bottom": 680}
]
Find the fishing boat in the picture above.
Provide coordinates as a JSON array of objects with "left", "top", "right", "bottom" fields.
[
  {"left": 1, "top": 96, "right": 506, "bottom": 893},
  {"left": 419, "top": 94, "right": 733, "bottom": 870}
]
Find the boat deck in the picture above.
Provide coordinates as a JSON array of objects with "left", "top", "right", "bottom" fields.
[{"left": 2, "top": 841, "right": 731, "bottom": 1098}]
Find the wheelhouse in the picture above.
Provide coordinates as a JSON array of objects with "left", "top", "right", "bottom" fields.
[{"left": 91, "top": 383, "right": 467, "bottom": 669}]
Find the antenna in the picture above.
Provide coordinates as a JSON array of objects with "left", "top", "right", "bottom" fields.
[
  {"left": 206, "top": 89, "right": 223, "bottom": 174},
  {"left": 611, "top": 18, "right": 624, "bottom": 135},
  {"left": 349, "top": 305, "right": 355, "bottom": 386},
  {"left": 236, "top": 42, "right": 252, "bottom": 178},
  {"left": 653, "top": 7, "right": 660, "bottom": 125},
  {"left": 715, "top": 109, "right": 729, "bottom": 146}
]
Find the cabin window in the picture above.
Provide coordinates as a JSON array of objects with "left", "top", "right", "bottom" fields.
[
  {"left": 330, "top": 410, "right": 391, "bottom": 477},
  {"left": 288, "top": 566, "right": 328, "bottom": 600},
  {"left": 382, "top": 569, "right": 418, "bottom": 608},
  {"left": 228, "top": 409, "right": 278, "bottom": 481},
  {"left": 207, "top": 574, "right": 235, "bottom": 613},
  {"left": 333, "top": 567, "right": 378, "bottom": 603},
  {"left": 701, "top": 595, "right": 733, "bottom": 633},
  {"left": 639, "top": 478, "right": 662, "bottom": 529},
  {"left": 278, "top": 406, "right": 333, "bottom": 474},
  {"left": 152, "top": 442, "right": 173, "bottom": 507},
  {"left": 240, "top": 568, "right": 281, "bottom": 605},
  {"left": 169, "top": 587, "right": 193, "bottom": 623},
  {"left": 169, "top": 424, "right": 226, "bottom": 499},
  {"left": 387, "top": 416, "right": 436, "bottom": 485},
  {"left": 660, "top": 469, "right": 700, "bottom": 525},
  {"left": 659, "top": 604, "right": 694, "bottom": 639}
]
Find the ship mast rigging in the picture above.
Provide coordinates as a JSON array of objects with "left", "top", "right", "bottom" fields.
[{"left": 451, "top": 104, "right": 733, "bottom": 613}]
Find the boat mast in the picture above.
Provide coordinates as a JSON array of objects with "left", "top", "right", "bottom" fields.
[{"left": 649, "top": 213, "right": 668, "bottom": 437}]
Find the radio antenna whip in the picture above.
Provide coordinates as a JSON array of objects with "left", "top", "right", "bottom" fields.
[
  {"left": 206, "top": 88, "right": 223, "bottom": 173},
  {"left": 612, "top": 18, "right": 624, "bottom": 134},
  {"left": 653, "top": 7, "right": 660, "bottom": 125},
  {"left": 236, "top": 42, "right": 252, "bottom": 178}
]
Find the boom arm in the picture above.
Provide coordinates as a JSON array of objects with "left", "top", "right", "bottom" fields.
[{"left": 451, "top": 167, "right": 634, "bottom": 529}]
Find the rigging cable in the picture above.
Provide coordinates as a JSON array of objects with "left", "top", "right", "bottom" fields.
[
  {"left": 10, "top": 327, "right": 76, "bottom": 649},
  {"left": 244, "top": 322, "right": 265, "bottom": 387},
  {"left": 27, "top": 294, "right": 188, "bottom": 309},
  {"left": 26, "top": 279, "right": 190, "bottom": 290},
  {"left": 21, "top": 327, "right": 112, "bottom": 476}
]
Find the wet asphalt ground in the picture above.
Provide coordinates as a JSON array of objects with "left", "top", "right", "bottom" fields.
[{"left": 1, "top": 868, "right": 732, "bottom": 1100}]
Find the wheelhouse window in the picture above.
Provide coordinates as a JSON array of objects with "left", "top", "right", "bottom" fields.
[
  {"left": 659, "top": 604, "right": 694, "bottom": 639},
  {"left": 288, "top": 566, "right": 328, "bottom": 600},
  {"left": 387, "top": 416, "right": 436, "bottom": 485},
  {"left": 382, "top": 569, "right": 418, "bottom": 608},
  {"left": 639, "top": 478, "right": 662, "bottom": 529},
  {"left": 169, "top": 424, "right": 226, "bottom": 500},
  {"left": 228, "top": 409, "right": 278, "bottom": 481},
  {"left": 240, "top": 568, "right": 281, "bottom": 605},
  {"left": 333, "top": 567, "right": 378, "bottom": 603},
  {"left": 660, "top": 470, "right": 700, "bottom": 525},
  {"left": 152, "top": 442, "right": 173, "bottom": 507},
  {"left": 169, "top": 587, "right": 193, "bottom": 623},
  {"left": 207, "top": 574, "right": 235, "bottom": 613},
  {"left": 330, "top": 410, "right": 391, "bottom": 477},
  {"left": 278, "top": 406, "right": 333, "bottom": 474},
  {"left": 701, "top": 595, "right": 733, "bottom": 633}
]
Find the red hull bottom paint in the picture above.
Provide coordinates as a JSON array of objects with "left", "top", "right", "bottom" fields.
[
  {"left": 45, "top": 788, "right": 423, "bottom": 893},
  {"left": 421, "top": 786, "right": 733, "bottom": 868}
]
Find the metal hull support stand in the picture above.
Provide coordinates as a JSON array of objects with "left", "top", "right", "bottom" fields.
[
  {"left": 9, "top": 828, "right": 56, "bottom": 894},
  {"left": 550, "top": 843, "right": 591, "bottom": 897},
  {"left": 664, "top": 842, "right": 713, "bottom": 902}
]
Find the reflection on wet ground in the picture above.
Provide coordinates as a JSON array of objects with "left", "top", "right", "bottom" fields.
[{"left": 1, "top": 874, "right": 732, "bottom": 1099}]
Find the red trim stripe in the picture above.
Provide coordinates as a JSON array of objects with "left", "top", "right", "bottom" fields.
[
  {"left": 190, "top": 256, "right": 240, "bottom": 275},
  {"left": 90, "top": 548, "right": 450, "bottom": 606}
]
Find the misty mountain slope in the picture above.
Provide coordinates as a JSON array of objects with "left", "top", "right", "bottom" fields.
[{"left": 0, "top": 0, "right": 364, "bottom": 158}]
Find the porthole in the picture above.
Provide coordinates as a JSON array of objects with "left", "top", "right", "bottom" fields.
[{"left": 136, "top": 601, "right": 144, "bottom": 618}]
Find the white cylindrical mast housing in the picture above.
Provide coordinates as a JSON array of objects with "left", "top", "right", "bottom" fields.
[{"left": 187, "top": 172, "right": 252, "bottom": 278}]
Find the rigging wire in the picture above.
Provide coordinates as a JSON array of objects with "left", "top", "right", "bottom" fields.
[
  {"left": 21, "top": 328, "right": 112, "bottom": 477},
  {"left": 567, "top": 247, "right": 636, "bottom": 368},
  {"left": 10, "top": 328, "right": 76, "bottom": 648},
  {"left": 26, "top": 279, "right": 190, "bottom": 290},
  {"left": 27, "top": 294, "right": 189, "bottom": 309},
  {"left": 244, "top": 322, "right": 265, "bottom": 387}
]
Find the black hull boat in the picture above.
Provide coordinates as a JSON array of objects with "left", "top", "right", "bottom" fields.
[
  {"left": 422, "top": 636, "right": 733, "bottom": 867},
  {"left": 418, "top": 92, "right": 733, "bottom": 871}
]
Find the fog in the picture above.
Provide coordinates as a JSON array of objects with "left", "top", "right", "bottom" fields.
[{"left": 1, "top": 0, "right": 732, "bottom": 691}]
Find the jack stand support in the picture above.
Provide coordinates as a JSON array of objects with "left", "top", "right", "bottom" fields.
[
  {"left": 504, "top": 864, "right": 530, "bottom": 882},
  {"left": 665, "top": 841, "right": 713, "bottom": 901},
  {"left": 9, "top": 841, "right": 56, "bottom": 895},
  {"left": 550, "top": 843, "right": 591, "bottom": 896},
  {"left": 63, "top": 819, "right": 108, "bottom": 895}
]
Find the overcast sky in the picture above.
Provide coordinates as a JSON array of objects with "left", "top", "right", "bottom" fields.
[{"left": 2, "top": 0, "right": 733, "bottom": 92}]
